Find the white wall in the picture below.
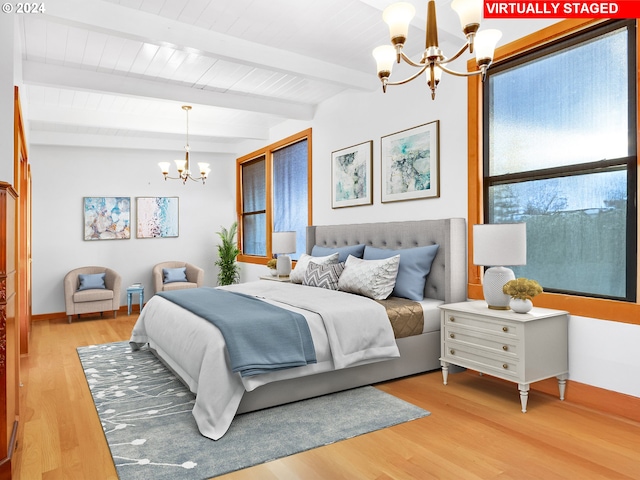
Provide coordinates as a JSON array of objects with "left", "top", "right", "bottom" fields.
[{"left": 30, "top": 145, "right": 236, "bottom": 314}]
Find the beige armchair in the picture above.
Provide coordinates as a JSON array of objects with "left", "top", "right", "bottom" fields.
[
  {"left": 64, "top": 266, "right": 122, "bottom": 323},
  {"left": 153, "top": 261, "right": 204, "bottom": 294}
]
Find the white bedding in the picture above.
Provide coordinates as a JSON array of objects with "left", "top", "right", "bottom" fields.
[{"left": 129, "top": 281, "right": 400, "bottom": 440}]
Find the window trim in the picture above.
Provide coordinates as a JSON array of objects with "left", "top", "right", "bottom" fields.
[
  {"left": 236, "top": 128, "right": 312, "bottom": 265},
  {"left": 467, "top": 19, "right": 640, "bottom": 325}
]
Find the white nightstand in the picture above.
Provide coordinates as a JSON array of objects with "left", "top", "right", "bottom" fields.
[
  {"left": 439, "top": 300, "right": 569, "bottom": 413},
  {"left": 259, "top": 275, "right": 291, "bottom": 282}
]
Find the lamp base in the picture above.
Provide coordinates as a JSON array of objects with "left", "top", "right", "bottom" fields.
[
  {"left": 483, "top": 266, "right": 515, "bottom": 310},
  {"left": 276, "top": 254, "right": 292, "bottom": 277}
]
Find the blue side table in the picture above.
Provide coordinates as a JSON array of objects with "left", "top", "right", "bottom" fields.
[{"left": 127, "top": 285, "right": 144, "bottom": 315}]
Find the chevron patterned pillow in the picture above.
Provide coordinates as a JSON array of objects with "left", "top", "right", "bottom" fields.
[
  {"left": 302, "top": 261, "right": 345, "bottom": 290},
  {"left": 290, "top": 253, "right": 339, "bottom": 283}
]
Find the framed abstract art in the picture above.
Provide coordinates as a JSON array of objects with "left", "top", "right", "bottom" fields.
[
  {"left": 381, "top": 121, "right": 440, "bottom": 203},
  {"left": 83, "top": 197, "right": 131, "bottom": 240},
  {"left": 331, "top": 140, "right": 373, "bottom": 208},
  {"left": 136, "top": 197, "right": 179, "bottom": 238}
]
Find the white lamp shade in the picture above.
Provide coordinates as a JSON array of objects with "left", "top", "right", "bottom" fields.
[
  {"left": 473, "top": 223, "right": 526, "bottom": 267},
  {"left": 382, "top": 2, "right": 415, "bottom": 43},
  {"left": 451, "top": 0, "right": 482, "bottom": 30},
  {"left": 158, "top": 162, "right": 170, "bottom": 174},
  {"left": 272, "top": 231, "right": 296, "bottom": 254},
  {"left": 197, "top": 162, "right": 210, "bottom": 175},
  {"left": 373, "top": 45, "right": 396, "bottom": 74},
  {"left": 174, "top": 159, "right": 187, "bottom": 172},
  {"left": 474, "top": 29, "right": 502, "bottom": 63}
]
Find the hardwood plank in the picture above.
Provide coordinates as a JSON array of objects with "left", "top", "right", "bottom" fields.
[{"left": 13, "top": 317, "right": 640, "bottom": 480}]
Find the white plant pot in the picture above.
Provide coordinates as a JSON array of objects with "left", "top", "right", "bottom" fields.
[{"left": 510, "top": 298, "right": 533, "bottom": 313}]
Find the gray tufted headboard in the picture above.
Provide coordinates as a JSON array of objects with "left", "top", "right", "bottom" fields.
[{"left": 306, "top": 218, "right": 467, "bottom": 303}]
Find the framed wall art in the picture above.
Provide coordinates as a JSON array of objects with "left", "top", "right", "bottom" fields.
[
  {"left": 331, "top": 140, "right": 373, "bottom": 208},
  {"left": 136, "top": 196, "right": 179, "bottom": 238},
  {"left": 83, "top": 197, "right": 131, "bottom": 240},
  {"left": 381, "top": 120, "right": 440, "bottom": 203}
]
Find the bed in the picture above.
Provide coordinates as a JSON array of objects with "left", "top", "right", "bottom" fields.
[{"left": 130, "top": 218, "right": 467, "bottom": 440}]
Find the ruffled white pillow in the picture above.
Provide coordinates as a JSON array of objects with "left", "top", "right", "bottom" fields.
[
  {"left": 289, "top": 252, "right": 339, "bottom": 283},
  {"left": 338, "top": 254, "right": 400, "bottom": 300}
]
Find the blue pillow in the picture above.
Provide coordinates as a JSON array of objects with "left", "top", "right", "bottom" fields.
[
  {"left": 77, "top": 273, "right": 106, "bottom": 291},
  {"left": 364, "top": 244, "right": 439, "bottom": 301},
  {"left": 163, "top": 267, "right": 187, "bottom": 283},
  {"left": 311, "top": 244, "right": 366, "bottom": 262}
]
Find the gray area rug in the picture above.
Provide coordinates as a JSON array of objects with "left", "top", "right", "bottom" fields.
[{"left": 77, "top": 341, "right": 430, "bottom": 480}]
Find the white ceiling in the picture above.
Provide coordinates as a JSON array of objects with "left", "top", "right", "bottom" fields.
[{"left": 17, "top": 0, "right": 558, "bottom": 155}]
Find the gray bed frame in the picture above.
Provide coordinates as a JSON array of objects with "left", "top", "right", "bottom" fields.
[{"left": 237, "top": 218, "right": 467, "bottom": 413}]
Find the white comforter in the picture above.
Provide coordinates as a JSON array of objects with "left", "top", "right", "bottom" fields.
[{"left": 129, "top": 281, "right": 399, "bottom": 440}]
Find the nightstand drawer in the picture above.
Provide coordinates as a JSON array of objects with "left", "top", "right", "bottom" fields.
[
  {"left": 443, "top": 344, "right": 519, "bottom": 378},
  {"left": 445, "top": 326, "right": 519, "bottom": 359},
  {"left": 443, "top": 311, "right": 518, "bottom": 337}
]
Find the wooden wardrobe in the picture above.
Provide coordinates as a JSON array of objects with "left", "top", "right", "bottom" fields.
[{"left": 0, "top": 86, "right": 31, "bottom": 479}]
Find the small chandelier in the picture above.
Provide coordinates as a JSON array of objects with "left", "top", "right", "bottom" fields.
[
  {"left": 159, "top": 105, "right": 211, "bottom": 184},
  {"left": 373, "top": 0, "right": 502, "bottom": 99}
]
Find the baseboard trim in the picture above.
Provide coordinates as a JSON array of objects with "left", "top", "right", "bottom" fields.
[
  {"left": 465, "top": 370, "right": 640, "bottom": 423},
  {"left": 32, "top": 306, "right": 131, "bottom": 322}
]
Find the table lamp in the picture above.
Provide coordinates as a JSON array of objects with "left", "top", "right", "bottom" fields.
[
  {"left": 473, "top": 223, "right": 527, "bottom": 310},
  {"left": 272, "top": 231, "right": 297, "bottom": 277}
]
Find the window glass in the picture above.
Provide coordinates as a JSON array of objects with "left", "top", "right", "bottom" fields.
[
  {"left": 489, "top": 27, "right": 629, "bottom": 176},
  {"left": 241, "top": 157, "right": 266, "bottom": 256},
  {"left": 489, "top": 169, "right": 627, "bottom": 298},
  {"left": 485, "top": 20, "right": 635, "bottom": 301},
  {"left": 273, "top": 139, "right": 308, "bottom": 261}
]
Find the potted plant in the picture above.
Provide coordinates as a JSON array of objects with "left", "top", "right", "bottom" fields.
[
  {"left": 215, "top": 222, "right": 241, "bottom": 286},
  {"left": 502, "top": 277, "right": 543, "bottom": 313},
  {"left": 266, "top": 258, "right": 277, "bottom": 276}
]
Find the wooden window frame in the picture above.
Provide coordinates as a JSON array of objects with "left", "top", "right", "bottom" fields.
[
  {"left": 468, "top": 19, "right": 640, "bottom": 325},
  {"left": 236, "top": 128, "right": 312, "bottom": 265}
]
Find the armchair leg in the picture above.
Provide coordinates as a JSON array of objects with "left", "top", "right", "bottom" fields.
[
  {"left": 113, "top": 310, "right": 117, "bottom": 319},
  {"left": 68, "top": 315, "right": 72, "bottom": 324}
]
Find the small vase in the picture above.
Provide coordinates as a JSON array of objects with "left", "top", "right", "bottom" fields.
[
  {"left": 510, "top": 298, "right": 533, "bottom": 313},
  {"left": 269, "top": 268, "right": 277, "bottom": 277}
]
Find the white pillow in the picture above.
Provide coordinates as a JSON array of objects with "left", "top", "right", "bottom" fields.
[
  {"left": 289, "top": 252, "right": 339, "bottom": 283},
  {"left": 338, "top": 254, "right": 400, "bottom": 300}
]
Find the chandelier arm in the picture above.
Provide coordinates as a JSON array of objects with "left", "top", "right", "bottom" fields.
[
  {"left": 399, "top": 51, "right": 426, "bottom": 68},
  {"left": 436, "top": 63, "right": 484, "bottom": 78},
  {"left": 386, "top": 63, "right": 430, "bottom": 86},
  {"left": 438, "top": 42, "right": 470, "bottom": 66}
]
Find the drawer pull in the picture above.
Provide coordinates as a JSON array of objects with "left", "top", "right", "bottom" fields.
[
  {"left": 450, "top": 349, "right": 455, "bottom": 355},
  {"left": 502, "top": 364, "right": 508, "bottom": 369},
  {"left": 502, "top": 345, "right": 508, "bottom": 351},
  {"left": 449, "top": 316, "right": 455, "bottom": 322},
  {"left": 449, "top": 333, "right": 455, "bottom": 339},
  {"left": 502, "top": 326, "right": 509, "bottom": 332}
]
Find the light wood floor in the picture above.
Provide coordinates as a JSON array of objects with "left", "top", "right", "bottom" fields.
[{"left": 13, "top": 315, "right": 640, "bottom": 479}]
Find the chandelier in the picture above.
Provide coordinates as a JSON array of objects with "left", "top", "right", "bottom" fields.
[
  {"left": 373, "top": 0, "right": 502, "bottom": 99},
  {"left": 159, "top": 105, "right": 211, "bottom": 184}
]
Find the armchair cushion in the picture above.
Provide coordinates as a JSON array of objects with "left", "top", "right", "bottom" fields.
[
  {"left": 78, "top": 273, "right": 106, "bottom": 291},
  {"left": 73, "top": 288, "right": 114, "bottom": 303},
  {"left": 163, "top": 267, "right": 188, "bottom": 284}
]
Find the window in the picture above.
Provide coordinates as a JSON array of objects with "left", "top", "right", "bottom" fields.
[
  {"left": 236, "top": 129, "right": 312, "bottom": 264},
  {"left": 483, "top": 20, "right": 636, "bottom": 302},
  {"left": 468, "top": 19, "right": 640, "bottom": 325}
]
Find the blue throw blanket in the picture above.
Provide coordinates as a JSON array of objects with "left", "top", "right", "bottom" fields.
[{"left": 157, "top": 287, "right": 316, "bottom": 377}]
